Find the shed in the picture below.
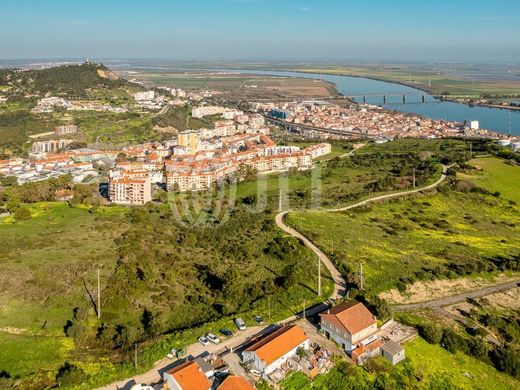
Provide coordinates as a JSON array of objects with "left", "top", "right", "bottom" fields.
[{"left": 381, "top": 340, "right": 405, "bottom": 365}]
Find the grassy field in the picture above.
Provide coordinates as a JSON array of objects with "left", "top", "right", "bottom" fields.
[
  {"left": 461, "top": 157, "right": 520, "bottom": 204},
  {"left": 287, "top": 189, "right": 520, "bottom": 293},
  {"left": 405, "top": 337, "right": 519, "bottom": 390},
  {"left": 280, "top": 336, "right": 519, "bottom": 390},
  {"left": 0, "top": 203, "right": 128, "bottom": 381}
]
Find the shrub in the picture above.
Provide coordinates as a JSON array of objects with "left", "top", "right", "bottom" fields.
[
  {"left": 14, "top": 206, "right": 31, "bottom": 221},
  {"left": 56, "top": 362, "right": 86, "bottom": 387},
  {"left": 419, "top": 323, "right": 443, "bottom": 345}
]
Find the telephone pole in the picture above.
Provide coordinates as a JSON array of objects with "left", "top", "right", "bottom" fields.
[
  {"left": 318, "top": 257, "right": 322, "bottom": 296},
  {"left": 268, "top": 296, "right": 271, "bottom": 323},
  {"left": 97, "top": 268, "right": 101, "bottom": 319},
  {"left": 134, "top": 343, "right": 138, "bottom": 369},
  {"left": 412, "top": 168, "right": 416, "bottom": 189},
  {"left": 303, "top": 298, "right": 306, "bottom": 319},
  {"left": 359, "top": 261, "right": 364, "bottom": 291}
]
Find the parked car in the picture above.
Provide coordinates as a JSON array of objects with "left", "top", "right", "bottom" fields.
[
  {"left": 235, "top": 318, "right": 246, "bottom": 331},
  {"left": 250, "top": 369, "right": 262, "bottom": 377},
  {"left": 254, "top": 315, "right": 264, "bottom": 324},
  {"left": 206, "top": 333, "right": 221, "bottom": 344},
  {"left": 198, "top": 336, "right": 210, "bottom": 346},
  {"left": 220, "top": 328, "right": 233, "bottom": 337}
]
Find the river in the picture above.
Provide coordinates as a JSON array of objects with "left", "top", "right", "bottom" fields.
[{"left": 228, "top": 69, "right": 520, "bottom": 136}]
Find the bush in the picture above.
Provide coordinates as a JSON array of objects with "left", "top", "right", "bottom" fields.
[
  {"left": 56, "top": 362, "right": 86, "bottom": 387},
  {"left": 441, "top": 328, "right": 468, "bottom": 354},
  {"left": 490, "top": 345, "right": 520, "bottom": 378},
  {"left": 419, "top": 323, "right": 443, "bottom": 345},
  {"left": 14, "top": 206, "right": 31, "bottom": 221}
]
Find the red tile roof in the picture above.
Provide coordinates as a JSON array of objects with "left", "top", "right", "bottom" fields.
[
  {"left": 217, "top": 375, "right": 255, "bottom": 390},
  {"left": 320, "top": 301, "right": 376, "bottom": 335},
  {"left": 245, "top": 325, "right": 308, "bottom": 366},
  {"left": 166, "top": 360, "right": 211, "bottom": 390}
]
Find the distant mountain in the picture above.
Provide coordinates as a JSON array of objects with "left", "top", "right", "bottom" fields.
[{"left": 0, "top": 62, "right": 135, "bottom": 97}]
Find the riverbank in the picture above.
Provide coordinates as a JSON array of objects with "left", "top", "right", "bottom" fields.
[{"left": 278, "top": 68, "right": 520, "bottom": 113}]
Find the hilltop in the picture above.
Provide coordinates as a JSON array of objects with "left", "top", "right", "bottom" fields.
[{"left": 0, "top": 62, "right": 132, "bottom": 97}]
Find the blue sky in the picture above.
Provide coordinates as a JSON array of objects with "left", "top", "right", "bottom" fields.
[{"left": 0, "top": 0, "right": 519, "bottom": 61}]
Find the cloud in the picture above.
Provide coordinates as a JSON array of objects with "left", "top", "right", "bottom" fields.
[{"left": 300, "top": 6, "right": 310, "bottom": 12}]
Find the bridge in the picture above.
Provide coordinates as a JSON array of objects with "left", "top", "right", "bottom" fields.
[
  {"left": 263, "top": 115, "right": 371, "bottom": 138},
  {"left": 348, "top": 93, "right": 431, "bottom": 104}
]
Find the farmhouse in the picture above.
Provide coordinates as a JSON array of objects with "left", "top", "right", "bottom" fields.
[{"left": 320, "top": 301, "right": 380, "bottom": 364}]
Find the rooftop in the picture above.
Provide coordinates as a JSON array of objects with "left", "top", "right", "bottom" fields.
[
  {"left": 165, "top": 360, "right": 211, "bottom": 390},
  {"left": 245, "top": 325, "right": 308, "bottom": 366},
  {"left": 320, "top": 301, "right": 376, "bottom": 335}
]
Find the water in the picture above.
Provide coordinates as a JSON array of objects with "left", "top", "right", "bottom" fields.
[{"left": 229, "top": 69, "right": 520, "bottom": 136}]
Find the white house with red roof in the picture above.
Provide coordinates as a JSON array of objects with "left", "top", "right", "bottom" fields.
[
  {"left": 242, "top": 325, "right": 309, "bottom": 375},
  {"left": 320, "top": 301, "right": 381, "bottom": 364}
]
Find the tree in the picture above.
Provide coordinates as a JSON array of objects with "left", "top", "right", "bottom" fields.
[
  {"left": 420, "top": 323, "right": 443, "bottom": 345},
  {"left": 56, "top": 362, "right": 86, "bottom": 387},
  {"left": 14, "top": 206, "right": 31, "bottom": 221}
]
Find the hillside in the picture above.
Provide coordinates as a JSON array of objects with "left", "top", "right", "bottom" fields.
[{"left": 0, "top": 62, "right": 132, "bottom": 97}]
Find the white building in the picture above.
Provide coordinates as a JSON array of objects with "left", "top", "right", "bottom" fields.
[
  {"left": 320, "top": 301, "right": 381, "bottom": 364},
  {"left": 242, "top": 325, "right": 309, "bottom": 375},
  {"left": 134, "top": 90, "right": 155, "bottom": 101}
]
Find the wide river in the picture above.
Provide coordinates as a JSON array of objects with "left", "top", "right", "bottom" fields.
[{"left": 230, "top": 69, "right": 520, "bottom": 136}]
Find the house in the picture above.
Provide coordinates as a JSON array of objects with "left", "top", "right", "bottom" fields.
[
  {"left": 217, "top": 375, "right": 255, "bottom": 390},
  {"left": 163, "top": 360, "right": 211, "bottom": 390},
  {"left": 242, "top": 325, "right": 309, "bottom": 375},
  {"left": 381, "top": 340, "right": 405, "bottom": 365},
  {"left": 320, "top": 301, "right": 380, "bottom": 364}
]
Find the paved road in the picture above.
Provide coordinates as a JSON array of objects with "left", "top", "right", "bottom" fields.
[
  {"left": 97, "top": 325, "right": 272, "bottom": 390},
  {"left": 328, "top": 165, "right": 449, "bottom": 212},
  {"left": 275, "top": 212, "right": 347, "bottom": 300},
  {"left": 393, "top": 280, "right": 520, "bottom": 312}
]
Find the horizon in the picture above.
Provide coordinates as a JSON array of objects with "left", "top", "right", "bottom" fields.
[{"left": 1, "top": 0, "right": 519, "bottom": 62}]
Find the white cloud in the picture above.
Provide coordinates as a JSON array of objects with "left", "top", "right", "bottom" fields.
[{"left": 300, "top": 6, "right": 310, "bottom": 12}]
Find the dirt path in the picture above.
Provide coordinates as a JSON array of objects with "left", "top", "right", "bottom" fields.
[{"left": 393, "top": 280, "right": 520, "bottom": 312}]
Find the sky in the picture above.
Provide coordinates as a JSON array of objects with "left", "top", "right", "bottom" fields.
[{"left": 0, "top": 0, "right": 519, "bottom": 62}]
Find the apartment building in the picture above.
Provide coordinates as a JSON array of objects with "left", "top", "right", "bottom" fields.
[
  {"left": 109, "top": 171, "right": 152, "bottom": 205},
  {"left": 31, "top": 139, "right": 73, "bottom": 154},
  {"left": 54, "top": 124, "right": 78, "bottom": 135}
]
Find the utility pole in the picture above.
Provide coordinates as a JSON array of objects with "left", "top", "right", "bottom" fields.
[
  {"left": 318, "top": 257, "right": 322, "bottom": 296},
  {"left": 331, "top": 239, "right": 334, "bottom": 255},
  {"left": 359, "top": 261, "right": 364, "bottom": 291},
  {"left": 469, "top": 142, "right": 473, "bottom": 158},
  {"left": 134, "top": 343, "right": 138, "bottom": 369},
  {"left": 303, "top": 298, "right": 306, "bottom": 319},
  {"left": 268, "top": 296, "right": 271, "bottom": 323},
  {"left": 412, "top": 168, "right": 416, "bottom": 189},
  {"left": 97, "top": 269, "right": 101, "bottom": 319}
]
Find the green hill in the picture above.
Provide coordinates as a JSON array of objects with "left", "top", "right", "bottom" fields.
[{"left": 0, "top": 62, "right": 133, "bottom": 97}]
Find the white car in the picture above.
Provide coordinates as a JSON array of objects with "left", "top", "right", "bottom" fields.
[
  {"left": 206, "top": 333, "right": 221, "bottom": 344},
  {"left": 250, "top": 369, "right": 262, "bottom": 377},
  {"left": 198, "top": 336, "right": 210, "bottom": 346},
  {"left": 235, "top": 318, "right": 246, "bottom": 331}
]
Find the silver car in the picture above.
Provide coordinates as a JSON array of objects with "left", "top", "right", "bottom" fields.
[{"left": 234, "top": 318, "right": 246, "bottom": 331}]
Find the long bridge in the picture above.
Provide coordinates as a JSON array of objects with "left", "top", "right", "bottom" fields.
[
  {"left": 347, "top": 93, "right": 432, "bottom": 104},
  {"left": 263, "top": 115, "right": 371, "bottom": 138}
]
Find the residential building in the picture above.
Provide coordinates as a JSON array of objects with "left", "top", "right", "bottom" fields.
[
  {"left": 217, "top": 375, "right": 255, "bottom": 390},
  {"left": 178, "top": 131, "right": 199, "bottom": 154},
  {"left": 134, "top": 90, "right": 155, "bottom": 101},
  {"left": 109, "top": 174, "right": 151, "bottom": 205},
  {"left": 242, "top": 325, "right": 309, "bottom": 375},
  {"left": 320, "top": 301, "right": 380, "bottom": 364},
  {"left": 163, "top": 360, "right": 211, "bottom": 390},
  {"left": 31, "top": 139, "right": 73, "bottom": 154},
  {"left": 54, "top": 124, "right": 78, "bottom": 135}
]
